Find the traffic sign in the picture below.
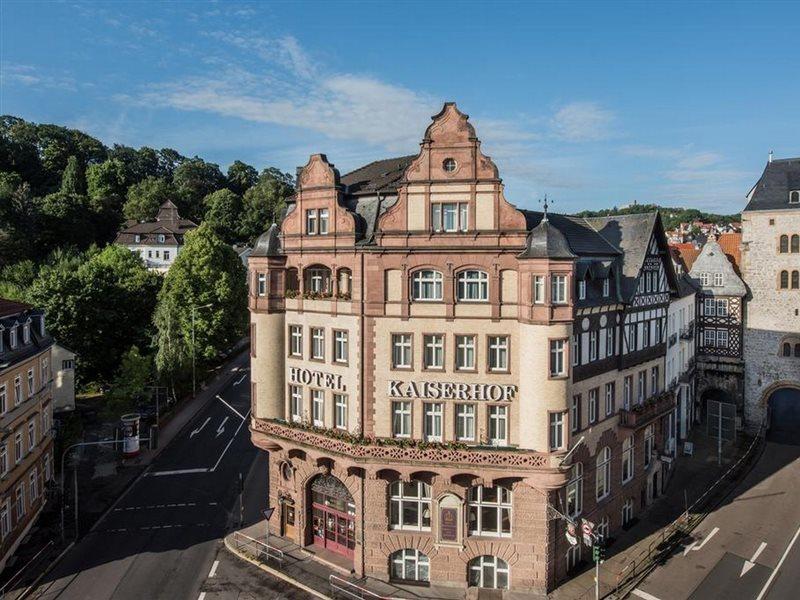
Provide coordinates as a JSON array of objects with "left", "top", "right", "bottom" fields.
[
  {"left": 566, "top": 522, "right": 578, "bottom": 546},
  {"left": 263, "top": 507, "right": 275, "bottom": 521}
]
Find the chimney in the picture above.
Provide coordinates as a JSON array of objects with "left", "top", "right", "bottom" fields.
[{"left": 768, "top": 150, "right": 774, "bottom": 163}]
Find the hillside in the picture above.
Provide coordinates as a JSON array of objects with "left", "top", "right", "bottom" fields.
[{"left": 574, "top": 203, "right": 740, "bottom": 230}]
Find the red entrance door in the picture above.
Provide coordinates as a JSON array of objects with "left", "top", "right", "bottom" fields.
[{"left": 312, "top": 504, "right": 355, "bottom": 558}]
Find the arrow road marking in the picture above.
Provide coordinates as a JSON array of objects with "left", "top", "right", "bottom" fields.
[
  {"left": 741, "top": 541, "right": 768, "bottom": 577},
  {"left": 233, "top": 373, "right": 247, "bottom": 386},
  {"left": 756, "top": 524, "right": 800, "bottom": 600},
  {"left": 684, "top": 527, "right": 719, "bottom": 556},
  {"left": 216, "top": 394, "right": 246, "bottom": 420},
  {"left": 190, "top": 417, "right": 211, "bottom": 438},
  {"left": 216, "top": 416, "right": 229, "bottom": 438}
]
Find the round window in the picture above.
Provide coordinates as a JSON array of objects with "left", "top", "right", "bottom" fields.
[
  {"left": 281, "top": 461, "right": 293, "bottom": 481},
  {"left": 442, "top": 158, "right": 457, "bottom": 173}
]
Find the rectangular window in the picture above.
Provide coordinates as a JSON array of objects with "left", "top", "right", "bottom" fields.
[
  {"left": 588, "top": 388, "right": 598, "bottom": 424},
  {"left": 551, "top": 275, "right": 567, "bottom": 304},
  {"left": 44, "top": 453, "right": 51, "bottom": 481},
  {"left": 27, "top": 420, "right": 35, "bottom": 450},
  {"left": 488, "top": 336, "right": 509, "bottom": 372},
  {"left": 0, "top": 502, "right": 8, "bottom": 539},
  {"left": 257, "top": 273, "right": 267, "bottom": 296},
  {"left": 423, "top": 334, "right": 444, "bottom": 369},
  {"left": 423, "top": 403, "right": 443, "bottom": 442},
  {"left": 644, "top": 425, "right": 655, "bottom": 468},
  {"left": 624, "top": 376, "right": 633, "bottom": 409},
  {"left": 704, "top": 298, "right": 716, "bottom": 316},
  {"left": 431, "top": 202, "right": 468, "bottom": 232},
  {"left": 14, "top": 433, "right": 22, "bottom": 463},
  {"left": 716, "top": 298, "right": 728, "bottom": 317},
  {"left": 311, "top": 389, "right": 324, "bottom": 427},
  {"left": 713, "top": 272, "right": 723, "bottom": 287},
  {"left": 15, "top": 486, "right": 24, "bottom": 519},
  {"left": 392, "top": 401, "right": 412, "bottom": 438},
  {"left": 578, "top": 280, "right": 586, "bottom": 300},
  {"left": 589, "top": 331, "right": 598, "bottom": 361},
  {"left": 716, "top": 329, "right": 729, "bottom": 348},
  {"left": 334, "top": 394, "right": 347, "bottom": 430},
  {"left": 14, "top": 376, "right": 21, "bottom": 405},
  {"left": 638, "top": 370, "right": 647, "bottom": 402},
  {"left": 549, "top": 412, "right": 565, "bottom": 451},
  {"left": 391, "top": 334, "right": 412, "bottom": 369},
  {"left": 455, "top": 404, "right": 476, "bottom": 442},
  {"left": 570, "top": 394, "right": 581, "bottom": 433},
  {"left": 549, "top": 339, "right": 566, "bottom": 376},
  {"left": 29, "top": 469, "right": 38, "bottom": 502},
  {"left": 603, "top": 278, "right": 610, "bottom": 297},
  {"left": 289, "top": 325, "right": 303, "bottom": 357},
  {"left": 164, "top": 250, "right": 170, "bottom": 261},
  {"left": 606, "top": 327, "right": 615, "bottom": 356},
  {"left": 488, "top": 406, "right": 508, "bottom": 446},
  {"left": 289, "top": 385, "right": 303, "bottom": 422},
  {"left": 0, "top": 385, "right": 5, "bottom": 415},
  {"left": 306, "top": 209, "right": 318, "bottom": 234},
  {"left": 651, "top": 366, "right": 660, "bottom": 394},
  {"left": 642, "top": 322, "right": 650, "bottom": 347},
  {"left": 333, "top": 330, "right": 348, "bottom": 363},
  {"left": 318, "top": 208, "right": 329, "bottom": 235},
  {"left": 572, "top": 334, "right": 580, "bottom": 366},
  {"left": 701, "top": 272, "right": 710, "bottom": 286},
  {"left": 533, "top": 275, "right": 545, "bottom": 304},
  {"left": 41, "top": 358, "right": 49, "bottom": 383},
  {"left": 605, "top": 382, "right": 615, "bottom": 416},
  {"left": 455, "top": 335, "right": 476, "bottom": 370},
  {"left": 704, "top": 329, "right": 716, "bottom": 347},
  {"left": 0, "top": 444, "right": 6, "bottom": 477},
  {"left": 311, "top": 328, "right": 325, "bottom": 360}
]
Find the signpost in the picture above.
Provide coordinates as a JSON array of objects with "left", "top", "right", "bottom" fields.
[{"left": 263, "top": 507, "right": 275, "bottom": 560}]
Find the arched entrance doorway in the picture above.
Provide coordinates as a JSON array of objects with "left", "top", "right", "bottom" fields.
[
  {"left": 307, "top": 474, "right": 356, "bottom": 559},
  {"left": 767, "top": 386, "right": 800, "bottom": 444}
]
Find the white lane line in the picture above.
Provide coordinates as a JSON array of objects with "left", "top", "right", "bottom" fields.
[
  {"left": 208, "top": 560, "right": 219, "bottom": 578},
  {"left": 190, "top": 417, "right": 211, "bottom": 438},
  {"left": 684, "top": 527, "right": 719, "bottom": 555},
  {"left": 215, "top": 394, "right": 246, "bottom": 420},
  {"left": 741, "top": 541, "right": 768, "bottom": 577},
  {"left": 147, "top": 468, "right": 209, "bottom": 476},
  {"left": 755, "top": 524, "right": 800, "bottom": 600},
  {"left": 632, "top": 589, "right": 662, "bottom": 600},
  {"left": 216, "top": 416, "right": 229, "bottom": 438},
  {"left": 210, "top": 408, "right": 251, "bottom": 472},
  {"left": 198, "top": 593, "right": 206, "bottom": 600},
  {"left": 233, "top": 373, "right": 247, "bottom": 386}
]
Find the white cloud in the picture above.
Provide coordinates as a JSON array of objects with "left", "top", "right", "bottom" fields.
[
  {"left": 1, "top": 63, "right": 77, "bottom": 91},
  {"left": 551, "top": 101, "right": 616, "bottom": 142}
]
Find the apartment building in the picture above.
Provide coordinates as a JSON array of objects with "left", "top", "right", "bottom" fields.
[
  {"left": 0, "top": 299, "right": 55, "bottom": 572},
  {"left": 248, "top": 103, "right": 680, "bottom": 594}
]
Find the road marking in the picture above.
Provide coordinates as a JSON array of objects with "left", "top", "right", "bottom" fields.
[
  {"left": 632, "top": 589, "right": 662, "bottom": 600},
  {"left": 208, "top": 560, "right": 219, "bottom": 577},
  {"left": 210, "top": 408, "right": 251, "bottom": 472},
  {"left": 684, "top": 527, "right": 719, "bottom": 555},
  {"left": 190, "top": 417, "right": 211, "bottom": 438},
  {"left": 198, "top": 593, "right": 206, "bottom": 600},
  {"left": 215, "top": 394, "right": 246, "bottom": 420},
  {"left": 216, "top": 416, "right": 229, "bottom": 438},
  {"left": 755, "top": 524, "right": 800, "bottom": 600},
  {"left": 147, "top": 468, "right": 209, "bottom": 476},
  {"left": 233, "top": 373, "right": 247, "bottom": 386},
  {"left": 741, "top": 541, "right": 768, "bottom": 577}
]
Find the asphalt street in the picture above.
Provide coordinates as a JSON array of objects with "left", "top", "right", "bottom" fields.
[
  {"left": 27, "top": 357, "right": 306, "bottom": 600},
  {"left": 632, "top": 409, "right": 800, "bottom": 600}
]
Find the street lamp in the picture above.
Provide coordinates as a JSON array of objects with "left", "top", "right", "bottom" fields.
[{"left": 191, "top": 303, "right": 213, "bottom": 398}]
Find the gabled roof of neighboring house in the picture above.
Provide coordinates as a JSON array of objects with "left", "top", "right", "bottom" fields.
[
  {"left": 744, "top": 157, "right": 800, "bottom": 212},
  {"left": 676, "top": 272, "right": 700, "bottom": 298},
  {"left": 688, "top": 237, "right": 747, "bottom": 297},
  {"left": 670, "top": 243, "right": 701, "bottom": 272},
  {"left": 717, "top": 232, "right": 742, "bottom": 274},
  {"left": 340, "top": 155, "right": 416, "bottom": 196},
  {"left": 0, "top": 298, "right": 31, "bottom": 319},
  {"left": 114, "top": 200, "right": 197, "bottom": 246}
]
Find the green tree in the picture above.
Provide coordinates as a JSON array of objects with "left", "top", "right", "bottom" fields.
[
  {"left": 202, "top": 189, "right": 243, "bottom": 243},
  {"left": 35, "top": 191, "right": 95, "bottom": 252},
  {"left": 60, "top": 155, "right": 86, "bottom": 195},
  {"left": 154, "top": 223, "right": 247, "bottom": 380},
  {"left": 173, "top": 158, "right": 225, "bottom": 221},
  {"left": 0, "top": 173, "right": 39, "bottom": 264},
  {"left": 239, "top": 167, "right": 294, "bottom": 242},
  {"left": 107, "top": 345, "right": 153, "bottom": 415},
  {"left": 87, "top": 158, "right": 126, "bottom": 207},
  {"left": 0, "top": 259, "right": 37, "bottom": 301},
  {"left": 226, "top": 160, "right": 258, "bottom": 196},
  {"left": 123, "top": 176, "right": 175, "bottom": 221}
]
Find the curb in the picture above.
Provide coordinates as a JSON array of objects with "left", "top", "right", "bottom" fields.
[{"left": 222, "top": 535, "right": 331, "bottom": 600}]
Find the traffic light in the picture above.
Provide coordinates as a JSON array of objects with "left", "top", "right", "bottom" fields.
[{"left": 592, "top": 544, "right": 606, "bottom": 563}]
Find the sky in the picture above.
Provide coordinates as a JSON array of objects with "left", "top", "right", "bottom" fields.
[{"left": 1, "top": 0, "right": 799, "bottom": 214}]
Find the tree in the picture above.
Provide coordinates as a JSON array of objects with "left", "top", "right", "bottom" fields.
[
  {"left": 60, "top": 155, "right": 86, "bottom": 195},
  {"left": 35, "top": 191, "right": 95, "bottom": 252},
  {"left": 0, "top": 173, "right": 39, "bottom": 264},
  {"left": 106, "top": 345, "right": 153, "bottom": 415},
  {"left": 226, "top": 160, "right": 258, "bottom": 196},
  {"left": 172, "top": 158, "right": 225, "bottom": 221},
  {"left": 0, "top": 259, "right": 37, "bottom": 301},
  {"left": 154, "top": 223, "right": 247, "bottom": 380},
  {"left": 202, "top": 189, "right": 243, "bottom": 243},
  {"left": 87, "top": 158, "right": 126, "bottom": 207},
  {"left": 123, "top": 176, "right": 175, "bottom": 221},
  {"left": 239, "top": 167, "right": 294, "bottom": 242}
]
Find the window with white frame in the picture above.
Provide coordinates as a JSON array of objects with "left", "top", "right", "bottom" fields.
[
  {"left": 41, "top": 357, "right": 48, "bottom": 383},
  {"left": 588, "top": 388, "right": 598, "bottom": 423},
  {"left": 566, "top": 462, "right": 583, "bottom": 518},
  {"left": 27, "top": 420, "right": 35, "bottom": 450},
  {"left": 716, "top": 298, "right": 729, "bottom": 317},
  {"left": 257, "top": 273, "right": 267, "bottom": 296},
  {"left": 334, "top": 330, "right": 348, "bottom": 363},
  {"left": 605, "top": 382, "right": 615, "bottom": 416},
  {"left": 637, "top": 370, "right": 647, "bottom": 402},
  {"left": 412, "top": 270, "right": 443, "bottom": 301},
  {"left": 468, "top": 555, "right": 509, "bottom": 589},
  {"left": 716, "top": 328, "right": 729, "bottom": 348},
  {"left": 596, "top": 446, "right": 611, "bottom": 500},
  {"left": 334, "top": 393, "right": 347, "bottom": 430},
  {"left": 391, "top": 334, "right": 412, "bottom": 368},
  {"left": 622, "top": 498, "right": 634, "bottom": 526},
  {"left": 597, "top": 516, "right": 610, "bottom": 542},
  {"left": 14, "top": 433, "right": 22, "bottom": 463},
  {"left": 9, "top": 327, "right": 17, "bottom": 349},
  {"left": 431, "top": 202, "right": 468, "bottom": 232},
  {"left": 389, "top": 481, "right": 431, "bottom": 531},
  {"left": 311, "top": 389, "right": 324, "bottom": 427},
  {"left": 44, "top": 452, "right": 51, "bottom": 481},
  {"left": 289, "top": 385, "right": 303, "bottom": 422},
  {"left": 305, "top": 209, "right": 318, "bottom": 234},
  {"left": 392, "top": 401, "right": 412, "bottom": 438},
  {"left": 624, "top": 376, "right": 632, "bottom": 410},
  {"left": 423, "top": 403, "right": 443, "bottom": 442},
  {"left": 0, "top": 502, "right": 8, "bottom": 539},
  {"left": 307, "top": 268, "right": 330, "bottom": 294},
  {"left": 651, "top": 366, "right": 660, "bottom": 394},
  {"left": 713, "top": 272, "right": 723, "bottom": 287},
  {"left": 467, "top": 486, "right": 512, "bottom": 537},
  {"left": 457, "top": 270, "right": 488, "bottom": 301},
  {"left": 606, "top": 327, "right": 615, "bottom": 356},
  {"left": 318, "top": 208, "right": 329, "bottom": 234},
  {"left": 701, "top": 272, "right": 710, "bottom": 286},
  {"left": 533, "top": 275, "right": 545, "bottom": 304},
  {"left": 551, "top": 274, "right": 568, "bottom": 304},
  {"left": 488, "top": 336, "right": 509, "bottom": 371},
  {"left": 578, "top": 280, "right": 586, "bottom": 300},
  {"left": 22, "top": 321, "right": 30, "bottom": 343},
  {"left": 29, "top": 468, "right": 37, "bottom": 502},
  {"left": 703, "top": 297, "right": 716, "bottom": 316},
  {"left": 0, "top": 443, "right": 6, "bottom": 477},
  {"left": 15, "top": 485, "right": 24, "bottom": 519},
  {"left": 644, "top": 424, "right": 655, "bottom": 468},
  {"left": 27, "top": 369, "right": 34, "bottom": 397},
  {"left": 570, "top": 394, "right": 581, "bottom": 433},
  {"left": 488, "top": 405, "right": 508, "bottom": 445},
  {"left": 311, "top": 328, "right": 325, "bottom": 360},
  {"left": 572, "top": 334, "right": 580, "bottom": 366},
  {"left": 390, "top": 548, "right": 430, "bottom": 582},
  {"left": 455, "top": 404, "right": 475, "bottom": 441},
  {"left": 423, "top": 334, "right": 444, "bottom": 369},
  {"left": 704, "top": 328, "right": 716, "bottom": 347},
  {"left": 0, "top": 385, "right": 5, "bottom": 414},
  {"left": 456, "top": 335, "right": 476, "bottom": 370},
  {"left": 549, "top": 412, "right": 565, "bottom": 451},
  {"left": 566, "top": 544, "right": 582, "bottom": 573},
  {"left": 603, "top": 277, "right": 610, "bottom": 297},
  {"left": 622, "top": 436, "right": 634, "bottom": 483},
  {"left": 589, "top": 331, "right": 598, "bottom": 361},
  {"left": 549, "top": 339, "right": 566, "bottom": 376},
  {"left": 289, "top": 325, "right": 303, "bottom": 357}
]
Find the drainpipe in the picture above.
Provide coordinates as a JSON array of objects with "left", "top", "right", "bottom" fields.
[{"left": 359, "top": 228, "right": 367, "bottom": 578}]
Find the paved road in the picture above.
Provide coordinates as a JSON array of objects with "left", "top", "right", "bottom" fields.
[
  {"left": 632, "top": 419, "right": 800, "bottom": 600},
  {"left": 29, "top": 357, "right": 305, "bottom": 600}
]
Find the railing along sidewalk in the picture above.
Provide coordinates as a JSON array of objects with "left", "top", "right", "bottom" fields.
[
  {"left": 232, "top": 531, "right": 284, "bottom": 568},
  {"left": 0, "top": 540, "right": 54, "bottom": 599}
]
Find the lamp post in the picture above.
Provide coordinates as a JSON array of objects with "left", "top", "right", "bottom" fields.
[{"left": 191, "top": 303, "right": 213, "bottom": 398}]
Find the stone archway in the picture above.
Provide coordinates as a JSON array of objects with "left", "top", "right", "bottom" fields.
[
  {"left": 306, "top": 474, "right": 356, "bottom": 561},
  {"left": 760, "top": 382, "right": 800, "bottom": 444}
]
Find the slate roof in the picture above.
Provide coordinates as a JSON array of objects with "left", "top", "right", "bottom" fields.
[
  {"left": 519, "top": 217, "right": 577, "bottom": 259},
  {"left": 115, "top": 200, "right": 197, "bottom": 246},
  {"left": 251, "top": 223, "right": 282, "bottom": 257},
  {"left": 340, "top": 156, "right": 416, "bottom": 196},
  {"left": 688, "top": 237, "right": 747, "bottom": 297},
  {"left": 0, "top": 299, "right": 54, "bottom": 370},
  {"left": 676, "top": 272, "right": 700, "bottom": 298},
  {"left": 744, "top": 158, "right": 800, "bottom": 212}
]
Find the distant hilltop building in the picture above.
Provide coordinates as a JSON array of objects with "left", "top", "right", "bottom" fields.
[{"left": 114, "top": 200, "right": 197, "bottom": 272}]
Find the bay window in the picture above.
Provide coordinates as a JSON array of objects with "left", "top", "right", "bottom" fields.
[
  {"left": 549, "top": 339, "right": 566, "bottom": 377},
  {"left": 551, "top": 274, "right": 568, "bottom": 304}
]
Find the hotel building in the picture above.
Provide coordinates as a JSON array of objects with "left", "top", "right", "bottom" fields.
[{"left": 248, "top": 104, "right": 680, "bottom": 594}]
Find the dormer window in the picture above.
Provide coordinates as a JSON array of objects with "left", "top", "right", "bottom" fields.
[
  {"left": 602, "top": 278, "right": 610, "bottom": 297},
  {"left": 9, "top": 327, "right": 17, "bottom": 349},
  {"left": 134, "top": 234, "right": 141, "bottom": 243},
  {"left": 790, "top": 190, "right": 799, "bottom": 203},
  {"left": 39, "top": 315, "right": 45, "bottom": 336},
  {"left": 578, "top": 280, "right": 586, "bottom": 300},
  {"left": 157, "top": 234, "right": 166, "bottom": 243},
  {"left": 22, "top": 321, "right": 30, "bottom": 344},
  {"left": 431, "top": 202, "right": 467, "bottom": 233}
]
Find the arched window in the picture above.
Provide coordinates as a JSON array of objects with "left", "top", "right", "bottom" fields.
[
  {"left": 467, "top": 485, "right": 512, "bottom": 537},
  {"left": 780, "top": 270, "right": 789, "bottom": 289},
  {"left": 793, "top": 271, "right": 800, "bottom": 289},
  {"left": 792, "top": 235, "right": 800, "bottom": 253},
  {"left": 792, "top": 190, "right": 800, "bottom": 203},
  {"left": 468, "top": 556, "right": 509, "bottom": 589},
  {"left": 566, "top": 462, "right": 583, "bottom": 518},
  {"left": 596, "top": 446, "right": 611, "bottom": 501},
  {"left": 389, "top": 481, "right": 431, "bottom": 531},
  {"left": 795, "top": 343, "right": 800, "bottom": 357},
  {"left": 337, "top": 268, "right": 352, "bottom": 299},
  {"left": 621, "top": 437, "right": 634, "bottom": 483},
  {"left": 457, "top": 270, "right": 489, "bottom": 301},
  {"left": 304, "top": 265, "right": 332, "bottom": 295},
  {"left": 779, "top": 235, "right": 789, "bottom": 253},
  {"left": 783, "top": 343, "right": 792, "bottom": 357},
  {"left": 390, "top": 549, "right": 429, "bottom": 582},
  {"left": 412, "top": 270, "right": 443, "bottom": 301}
]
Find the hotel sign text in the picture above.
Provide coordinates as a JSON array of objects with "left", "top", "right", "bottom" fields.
[
  {"left": 388, "top": 380, "right": 516, "bottom": 402},
  {"left": 289, "top": 367, "right": 346, "bottom": 392}
]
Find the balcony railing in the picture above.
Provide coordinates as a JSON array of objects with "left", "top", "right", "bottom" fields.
[
  {"left": 619, "top": 391, "right": 676, "bottom": 430},
  {"left": 679, "top": 321, "right": 695, "bottom": 340}
]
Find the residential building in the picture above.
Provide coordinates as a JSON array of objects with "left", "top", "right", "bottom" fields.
[
  {"left": 666, "top": 275, "right": 698, "bottom": 440},
  {"left": 248, "top": 103, "right": 679, "bottom": 594},
  {"left": 741, "top": 157, "right": 800, "bottom": 430},
  {"left": 0, "top": 299, "right": 55, "bottom": 572},
  {"left": 114, "top": 200, "right": 197, "bottom": 271},
  {"left": 51, "top": 343, "right": 76, "bottom": 413}
]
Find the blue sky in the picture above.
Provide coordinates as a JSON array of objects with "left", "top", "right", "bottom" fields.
[{"left": 2, "top": 1, "right": 798, "bottom": 214}]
